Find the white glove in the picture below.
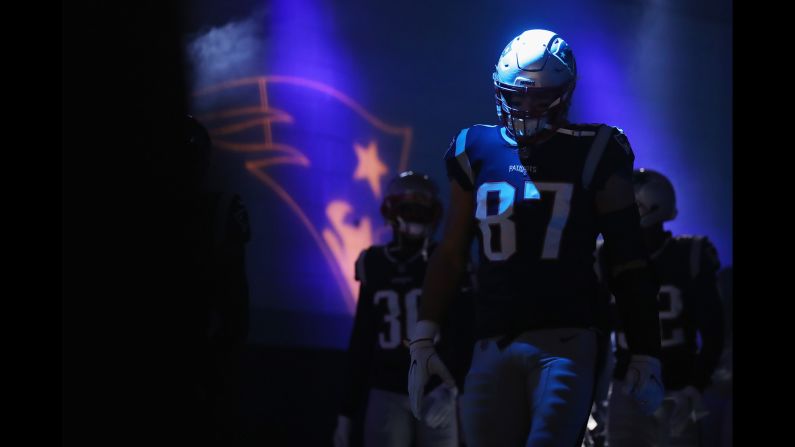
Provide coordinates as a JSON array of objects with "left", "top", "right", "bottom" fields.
[
  {"left": 332, "top": 414, "right": 351, "bottom": 447},
  {"left": 422, "top": 384, "right": 458, "bottom": 429},
  {"left": 668, "top": 386, "right": 707, "bottom": 436},
  {"left": 622, "top": 355, "right": 664, "bottom": 415},
  {"left": 408, "top": 320, "right": 456, "bottom": 420}
]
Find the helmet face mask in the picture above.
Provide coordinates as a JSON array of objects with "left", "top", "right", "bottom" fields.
[
  {"left": 498, "top": 85, "right": 570, "bottom": 118},
  {"left": 390, "top": 200, "right": 437, "bottom": 224},
  {"left": 381, "top": 172, "right": 442, "bottom": 240},
  {"left": 633, "top": 168, "right": 679, "bottom": 228},
  {"left": 493, "top": 29, "right": 577, "bottom": 144}
]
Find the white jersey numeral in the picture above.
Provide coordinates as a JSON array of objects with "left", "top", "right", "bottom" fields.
[
  {"left": 475, "top": 181, "right": 573, "bottom": 261},
  {"left": 616, "top": 284, "right": 685, "bottom": 349},
  {"left": 374, "top": 288, "right": 422, "bottom": 349}
]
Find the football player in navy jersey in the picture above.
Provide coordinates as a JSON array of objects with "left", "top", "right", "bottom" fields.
[
  {"left": 602, "top": 168, "right": 725, "bottom": 447},
  {"left": 333, "top": 171, "right": 475, "bottom": 447},
  {"left": 406, "top": 29, "right": 664, "bottom": 447}
]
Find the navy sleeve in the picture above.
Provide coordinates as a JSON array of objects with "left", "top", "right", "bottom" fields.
[
  {"left": 443, "top": 128, "right": 475, "bottom": 191},
  {"left": 339, "top": 250, "right": 377, "bottom": 416},
  {"left": 687, "top": 238, "right": 725, "bottom": 391},
  {"left": 436, "top": 261, "right": 478, "bottom": 390},
  {"left": 590, "top": 127, "right": 635, "bottom": 191},
  {"left": 593, "top": 243, "right": 617, "bottom": 336}
]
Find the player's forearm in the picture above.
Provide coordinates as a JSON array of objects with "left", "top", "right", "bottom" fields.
[
  {"left": 691, "top": 280, "right": 725, "bottom": 390},
  {"left": 418, "top": 244, "right": 467, "bottom": 324},
  {"left": 691, "top": 333, "right": 723, "bottom": 391},
  {"left": 599, "top": 205, "right": 662, "bottom": 357},
  {"left": 339, "top": 357, "right": 369, "bottom": 416},
  {"left": 341, "top": 324, "right": 374, "bottom": 415},
  {"left": 610, "top": 266, "right": 661, "bottom": 357}
]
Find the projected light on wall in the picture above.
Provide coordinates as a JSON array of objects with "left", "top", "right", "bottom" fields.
[{"left": 193, "top": 76, "right": 412, "bottom": 314}]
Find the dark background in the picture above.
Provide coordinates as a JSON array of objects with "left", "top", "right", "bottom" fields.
[{"left": 62, "top": 0, "right": 732, "bottom": 445}]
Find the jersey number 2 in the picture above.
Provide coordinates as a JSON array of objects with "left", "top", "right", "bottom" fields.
[{"left": 617, "top": 284, "right": 685, "bottom": 349}]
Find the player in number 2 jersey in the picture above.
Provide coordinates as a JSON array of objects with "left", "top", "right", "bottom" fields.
[{"left": 603, "top": 168, "right": 725, "bottom": 447}]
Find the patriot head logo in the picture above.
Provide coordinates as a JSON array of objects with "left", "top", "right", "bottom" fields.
[{"left": 193, "top": 76, "right": 412, "bottom": 314}]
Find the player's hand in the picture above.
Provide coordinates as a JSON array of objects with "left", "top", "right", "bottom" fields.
[
  {"left": 332, "top": 414, "right": 351, "bottom": 447},
  {"left": 408, "top": 320, "right": 456, "bottom": 420},
  {"left": 422, "top": 384, "right": 458, "bottom": 429},
  {"left": 622, "top": 355, "right": 664, "bottom": 415},
  {"left": 668, "top": 386, "right": 706, "bottom": 436}
]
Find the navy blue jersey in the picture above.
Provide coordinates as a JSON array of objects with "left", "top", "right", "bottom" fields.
[
  {"left": 602, "top": 234, "right": 724, "bottom": 391},
  {"left": 444, "top": 124, "right": 634, "bottom": 338},
  {"left": 339, "top": 244, "right": 475, "bottom": 416}
]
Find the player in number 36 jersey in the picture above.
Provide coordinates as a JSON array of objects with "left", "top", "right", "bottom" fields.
[{"left": 333, "top": 171, "right": 475, "bottom": 447}]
